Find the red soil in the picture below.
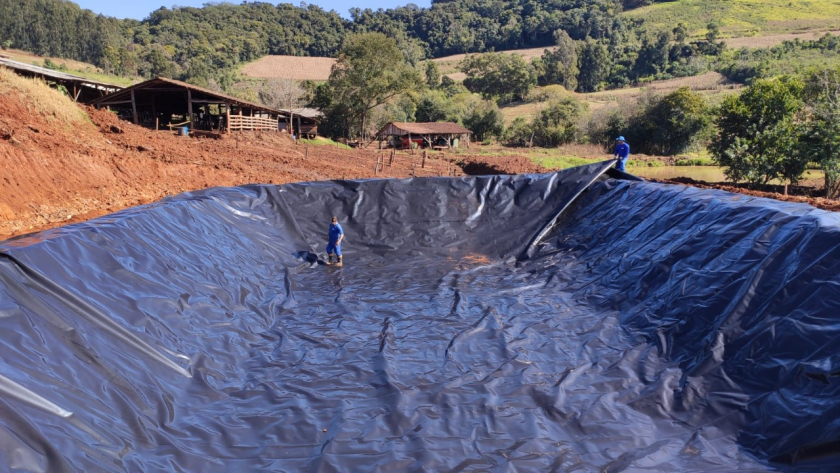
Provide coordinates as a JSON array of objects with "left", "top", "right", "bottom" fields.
[{"left": 0, "top": 97, "right": 461, "bottom": 240}]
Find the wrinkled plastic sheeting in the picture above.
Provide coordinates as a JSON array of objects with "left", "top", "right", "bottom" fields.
[{"left": 0, "top": 161, "right": 838, "bottom": 471}]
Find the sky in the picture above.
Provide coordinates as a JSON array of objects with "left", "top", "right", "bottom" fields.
[{"left": 73, "top": 1, "right": 432, "bottom": 20}]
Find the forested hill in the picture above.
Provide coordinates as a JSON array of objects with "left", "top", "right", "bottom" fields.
[{"left": 0, "top": 0, "right": 646, "bottom": 87}]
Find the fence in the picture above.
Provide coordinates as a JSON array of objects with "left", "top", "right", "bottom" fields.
[{"left": 227, "top": 115, "right": 278, "bottom": 132}]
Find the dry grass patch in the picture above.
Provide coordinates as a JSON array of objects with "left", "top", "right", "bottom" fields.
[
  {"left": 725, "top": 30, "right": 840, "bottom": 48},
  {"left": 242, "top": 56, "right": 336, "bottom": 81},
  {"left": 0, "top": 67, "right": 88, "bottom": 126}
]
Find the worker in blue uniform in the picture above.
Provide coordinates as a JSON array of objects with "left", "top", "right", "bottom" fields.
[
  {"left": 326, "top": 216, "right": 344, "bottom": 267},
  {"left": 614, "top": 136, "right": 630, "bottom": 172}
]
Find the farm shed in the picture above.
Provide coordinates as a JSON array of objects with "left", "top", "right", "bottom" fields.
[
  {"left": 91, "top": 77, "right": 284, "bottom": 134},
  {"left": 0, "top": 56, "right": 122, "bottom": 103},
  {"left": 376, "top": 122, "right": 472, "bottom": 149},
  {"left": 279, "top": 107, "right": 322, "bottom": 138}
]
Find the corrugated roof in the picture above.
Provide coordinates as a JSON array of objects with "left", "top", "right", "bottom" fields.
[
  {"left": 0, "top": 56, "right": 122, "bottom": 90},
  {"left": 91, "top": 77, "right": 284, "bottom": 115},
  {"left": 280, "top": 107, "right": 323, "bottom": 120},
  {"left": 377, "top": 122, "right": 472, "bottom": 136}
]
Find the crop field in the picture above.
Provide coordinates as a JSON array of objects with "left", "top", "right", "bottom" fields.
[{"left": 241, "top": 55, "right": 336, "bottom": 81}]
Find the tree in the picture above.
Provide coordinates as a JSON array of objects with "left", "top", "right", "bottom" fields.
[
  {"left": 328, "top": 32, "right": 420, "bottom": 140},
  {"left": 535, "top": 30, "right": 578, "bottom": 90},
  {"left": 462, "top": 99, "right": 505, "bottom": 141},
  {"left": 425, "top": 61, "right": 441, "bottom": 88},
  {"left": 415, "top": 90, "right": 456, "bottom": 122},
  {"left": 577, "top": 40, "right": 610, "bottom": 92},
  {"left": 710, "top": 77, "right": 808, "bottom": 191},
  {"left": 645, "top": 87, "right": 710, "bottom": 155},
  {"left": 802, "top": 68, "right": 840, "bottom": 198},
  {"left": 259, "top": 78, "right": 306, "bottom": 134},
  {"left": 530, "top": 96, "right": 588, "bottom": 147},
  {"left": 460, "top": 52, "right": 536, "bottom": 104}
]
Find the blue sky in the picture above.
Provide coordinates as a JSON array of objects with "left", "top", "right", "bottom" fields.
[{"left": 73, "top": 1, "right": 432, "bottom": 20}]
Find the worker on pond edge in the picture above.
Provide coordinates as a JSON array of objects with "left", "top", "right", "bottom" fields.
[
  {"left": 326, "top": 216, "right": 344, "bottom": 267},
  {"left": 614, "top": 136, "right": 630, "bottom": 172}
]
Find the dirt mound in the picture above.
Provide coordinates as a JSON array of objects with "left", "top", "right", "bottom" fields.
[
  {"left": 456, "top": 154, "right": 548, "bottom": 175},
  {"left": 654, "top": 177, "right": 840, "bottom": 212},
  {"left": 0, "top": 84, "right": 459, "bottom": 240}
]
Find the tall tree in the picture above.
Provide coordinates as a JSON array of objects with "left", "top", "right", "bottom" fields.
[
  {"left": 328, "top": 32, "right": 420, "bottom": 140},
  {"left": 460, "top": 52, "right": 536, "bottom": 104},
  {"left": 710, "top": 77, "right": 807, "bottom": 191},
  {"left": 802, "top": 68, "right": 840, "bottom": 198},
  {"left": 577, "top": 40, "right": 610, "bottom": 92},
  {"left": 535, "top": 30, "right": 579, "bottom": 90}
]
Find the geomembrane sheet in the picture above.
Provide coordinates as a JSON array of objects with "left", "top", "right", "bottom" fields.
[{"left": 1, "top": 161, "right": 839, "bottom": 472}]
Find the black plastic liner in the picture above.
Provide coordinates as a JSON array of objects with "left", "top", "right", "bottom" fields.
[{"left": 1, "top": 161, "right": 839, "bottom": 472}]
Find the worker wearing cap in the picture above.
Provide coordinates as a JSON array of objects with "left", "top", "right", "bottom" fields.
[
  {"left": 326, "top": 216, "right": 344, "bottom": 267},
  {"left": 614, "top": 136, "right": 630, "bottom": 172}
]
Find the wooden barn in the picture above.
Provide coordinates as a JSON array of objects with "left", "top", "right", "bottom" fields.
[
  {"left": 0, "top": 56, "right": 122, "bottom": 103},
  {"left": 90, "top": 77, "right": 285, "bottom": 134},
  {"left": 376, "top": 122, "right": 472, "bottom": 149}
]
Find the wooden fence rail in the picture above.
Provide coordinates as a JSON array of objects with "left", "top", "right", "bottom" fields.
[{"left": 228, "top": 115, "right": 278, "bottom": 132}]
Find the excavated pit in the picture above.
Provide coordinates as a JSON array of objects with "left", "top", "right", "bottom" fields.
[{"left": 0, "top": 162, "right": 838, "bottom": 472}]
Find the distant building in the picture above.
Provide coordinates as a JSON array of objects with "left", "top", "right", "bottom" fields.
[{"left": 376, "top": 122, "right": 472, "bottom": 149}]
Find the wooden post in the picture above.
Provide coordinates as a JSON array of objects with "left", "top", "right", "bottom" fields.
[
  {"left": 422, "top": 149, "right": 427, "bottom": 168},
  {"left": 225, "top": 105, "right": 231, "bottom": 134},
  {"left": 409, "top": 133, "right": 414, "bottom": 155},
  {"left": 305, "top": 143, "right": 309, "bottom": 159},
  {"left": 151, "top": 93, "right": 157, "bottom": 129},
  {"left": 389, "top": 148, "right": 395, "bottom": 166},
  {"left": 130, "top": 89, "right": 139, "bottom": 125},
  {"left": 187, "top": 89, "right": 194, "bottom": 130}
]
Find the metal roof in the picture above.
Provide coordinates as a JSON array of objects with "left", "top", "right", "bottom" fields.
[
  {"left": 91, "top": 77, "right": 284, "bottom": 115},
  {"left": 377, "top": 122, "right": 473, "bottom": 137},
  {"left": 0, "top": 56, "right": 122, "bottom": 91},
  {"left": 280, "top": 107, "right": 323, "bottom": 120}
]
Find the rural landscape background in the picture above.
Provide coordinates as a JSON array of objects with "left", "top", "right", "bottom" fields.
[{"left": 3, "top": 0, "right": 840, "bottom": 235}]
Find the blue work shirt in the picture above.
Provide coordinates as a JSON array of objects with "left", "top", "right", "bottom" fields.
[
  {"left": 328, "top": 223, "right": 344, "bottom": 244},
  {"left": 615, "top": 142, "right": 630, "bottom": 159}
]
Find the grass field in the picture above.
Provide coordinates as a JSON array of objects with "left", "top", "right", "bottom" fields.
[
  {"left": 500, "top": 72, "right": 741, "bottom": 124},
  {"left": 724, "top": 29, "right": 840, "bottom": 48},
  {"left": 0, "top": 48, "right": 137, "bottom": 87},
  {"left": 623, "top": 0, "right": 840, "bottom": 38}
]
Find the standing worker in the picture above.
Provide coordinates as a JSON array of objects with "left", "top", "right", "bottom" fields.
[
  {"left": 326, "top": 216, "right": 344, "bottom": 267},
  {"left": 614, "top": 136, "right": 630, "bottom": 172}
]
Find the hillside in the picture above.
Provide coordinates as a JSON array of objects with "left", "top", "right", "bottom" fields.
[
  {"left": 0, "top": 48, "right": 136, "bottom": 86},
  {"left": 623, "top": 0, "right": 840, "bottom": 38}
]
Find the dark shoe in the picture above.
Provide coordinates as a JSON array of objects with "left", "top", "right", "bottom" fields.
[
  {"left": 335, "top": 256, "right": 343, "bottom": 267},
  {"left": 326, "top": 255, "right": 335, "bottom": 266}
]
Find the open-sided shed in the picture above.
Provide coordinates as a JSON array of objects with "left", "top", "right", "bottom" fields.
[
  {"left": 91, "top": 77, "right": 284, "bottom": 134},
  {"left": 377, "top": 122, "right": 472, "bottom": 149},
  {"left": 279, "top": 107, "right": 322, "bottom": 138},
  {"left": 0, "top": 56, "right": 122, "bottom": 103}
]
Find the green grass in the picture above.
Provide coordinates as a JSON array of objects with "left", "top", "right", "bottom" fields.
[
  {"left": 623, "top": 0, "right": 840, "bottom": 38},
  {"left": 299, "top": 137, "right": 352, "bottom": 149}
]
